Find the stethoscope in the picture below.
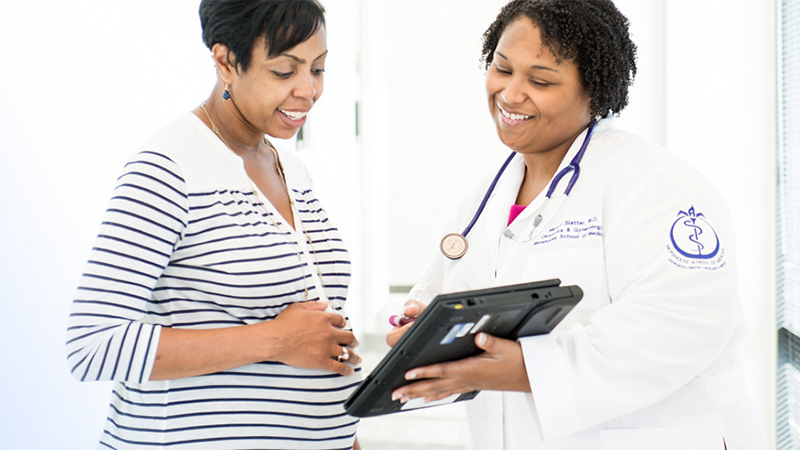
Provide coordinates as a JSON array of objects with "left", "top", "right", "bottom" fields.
[{"left": 440, "top": 119, "right": 597, "bottom": 260}]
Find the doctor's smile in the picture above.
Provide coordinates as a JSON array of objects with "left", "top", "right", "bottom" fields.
[{"left": 497, "top": 103, "right": 534, "bottom": 123}]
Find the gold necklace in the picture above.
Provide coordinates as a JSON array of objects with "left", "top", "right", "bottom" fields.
[
  {"left": 199, "top": 102, "right": 323, "bottom": 299},
  {"left": 199, "top": 102, "right": 286, "bottom": 195}
]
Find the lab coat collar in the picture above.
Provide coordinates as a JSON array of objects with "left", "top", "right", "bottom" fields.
[
  {"left": 543, "top": 117, "right": 614, "bottom": 199},
  {"left": 505, "top": 117, "right": 614, "bottom": 238},
  {"left": 479, "top": 118, "right": 614, "bottom": 274},
  {"left": 486, "top": 117, "right": 615, "bottom": 204}
]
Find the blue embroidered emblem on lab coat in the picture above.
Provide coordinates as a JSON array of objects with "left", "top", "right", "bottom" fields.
[
  {"left": 670, "top": 206, "right": 720, "bottom": 259},
  {"left": 667, "top": 206, "right": 726, "bottom": 270}
]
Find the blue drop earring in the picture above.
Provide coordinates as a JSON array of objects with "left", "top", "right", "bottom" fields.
[{"left": 223, "top": 82, "right": 231, "bottom": 100}]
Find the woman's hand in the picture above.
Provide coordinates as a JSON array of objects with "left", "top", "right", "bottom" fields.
[
  {"left": 267, "top": 300, "right": 361, "bottom": 376},
  {"left": 150, "top": 300, "right": 360, "bottom": 381},
  {"left": 385, "top": 300, "right": 426, "bottom": 347},
  {"left": 390, "top": 332, "right": 530, "bottom": 403}
]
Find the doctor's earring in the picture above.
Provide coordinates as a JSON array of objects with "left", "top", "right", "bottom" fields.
[{"left": 223, "top": 82, "right": 231, "bottom": 101}]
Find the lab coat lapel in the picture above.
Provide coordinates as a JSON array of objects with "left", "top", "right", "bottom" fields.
[
  {"left": 506, "top": 122, "right": 603, "bottom": 240},
  {"left": 482, "top": 154, "right": 526, "bottom": 283}
]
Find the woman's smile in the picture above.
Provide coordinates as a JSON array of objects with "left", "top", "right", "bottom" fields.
[{"left": 277, "top": 108, "right": 310, "bottom": 127}]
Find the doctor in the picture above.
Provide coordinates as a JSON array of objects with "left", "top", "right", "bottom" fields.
[{"left": 386, "top": 0, "right": 768, "bottom": 448}]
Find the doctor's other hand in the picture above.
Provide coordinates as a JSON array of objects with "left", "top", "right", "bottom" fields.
[
  {"left": 390, "top": 332, "right": 530, "bottom": 404},
  {"left": 269, "top": 300, "right": 361, "bottom": 376},
  {"left": 386, "top": 300, "right": 427, "bottom": 347}
]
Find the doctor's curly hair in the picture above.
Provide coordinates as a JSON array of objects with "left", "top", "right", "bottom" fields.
[{"left": 481, "top": 0, "right": 637, "bottom": 118}]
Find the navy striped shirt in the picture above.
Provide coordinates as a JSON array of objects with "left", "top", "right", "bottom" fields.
[{"left": 66, "top": 113, "right": 361, "bottom": 449}]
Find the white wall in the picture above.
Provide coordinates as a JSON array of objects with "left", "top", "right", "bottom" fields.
[
  {"left": 0, "top": 2, "right": 212, "bottom": 448},
  {"left": 384, "top": 0, "right": 510, "bottom": 288}
]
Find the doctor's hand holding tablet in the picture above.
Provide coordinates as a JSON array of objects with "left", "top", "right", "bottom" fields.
[{"left": 385, "top": 0, "right": 769, "bottom": 449}]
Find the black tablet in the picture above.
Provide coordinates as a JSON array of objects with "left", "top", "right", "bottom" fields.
[{"left": 345, "top": 279, "right": 583, "bottom": 418}]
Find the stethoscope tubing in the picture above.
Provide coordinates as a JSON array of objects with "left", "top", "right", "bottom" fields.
[
  {"left": 546, "top": 119, "right": 596, "bottom": 198},
  {"left": 455, "top": 118, "right": 597, "bottom": 242},
  {"left": 460, "top": 152, "right": 517, "bottom": 238}
]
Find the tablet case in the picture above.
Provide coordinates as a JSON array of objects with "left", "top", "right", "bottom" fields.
[{"left": 345, "top": 279, "right": 583, "bottom": 418}]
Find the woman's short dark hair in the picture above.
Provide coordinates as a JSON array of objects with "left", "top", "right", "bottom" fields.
[
  {"left": 199, "top": 0, "right": 326, "bottom": 73},
  {"left": 481, "top": 0, "right": 637, "bottom": 118}
]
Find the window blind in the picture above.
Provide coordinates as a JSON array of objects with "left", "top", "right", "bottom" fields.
[{"left": 777, "top": 0, "right": 800, "bottom": 448}]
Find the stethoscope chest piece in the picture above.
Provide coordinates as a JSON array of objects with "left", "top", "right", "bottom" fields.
[{"left": 441, "top": 232, "right": 469, "bottom": 260}]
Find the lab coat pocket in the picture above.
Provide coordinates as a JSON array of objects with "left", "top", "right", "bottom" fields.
[{"left": 599, "top": 422, "right": 724, "bottom": 450}]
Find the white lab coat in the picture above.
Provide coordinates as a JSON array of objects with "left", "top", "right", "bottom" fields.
[{"left": 408, "top": 118, "right": 768, "bottom": 450}]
